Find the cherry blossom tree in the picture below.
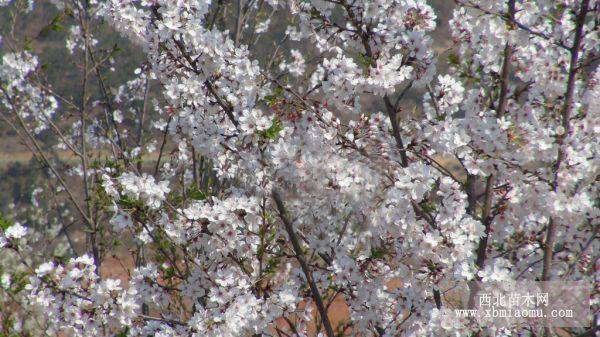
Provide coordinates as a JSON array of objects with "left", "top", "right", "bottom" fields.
[{"left": 0, "top": 0, "right": 598, "bottom": 337}]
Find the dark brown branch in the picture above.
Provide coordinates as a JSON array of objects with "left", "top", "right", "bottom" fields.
[
  {"left": 271, "top": 189, "right": 335, "bottom": 337},
  {"left": 139, "top": 314, "right": 186, "bottom": 326},
  {"left": 542, "top": 0, "right": 590, "bottom": 282},
  {"left": 383, "top": 95, "right": 408, "bottom": 167},
  {"left": 154, "top": 115, "right": 173, "bottom": 177},
  {"left": 475, "top": 174, "right": 496, "bottom": 269},
  {"left": 496, "top": 0, "right": 515, "bottom": 119},
  {"left": 473, "top": 0, "right": 515, "bottom": 272}
]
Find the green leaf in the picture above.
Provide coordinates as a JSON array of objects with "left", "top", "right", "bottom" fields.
[
  {"left": 310, "top": 7, "right": 321, "bottom": 19},
  {"left": 116, "top": 327, "right": 129, "bottom": 337},
  {"left": 39, "top": 12, "right": 64, "bottom": 37},
  {"left": 264, "top": 86, "right": 285, "bottom": 106},
  {"left": 188, "top": 189, "right": 207, "bottom": 201},
  {"left": 109, "top": 44, "right": 123, "bottom": 57},
  {"left": 50, "top": 23, "right": 64, "bottom": 32},
  {"left": 420, "top": 201, "right": 437, "bottom": 213},
  {"left": 0, "top": 215, "right": 12, "bottom": 231},
  {"left": 358, "top": 54, "right": 375, "bottom": 68},
  {"left": 162, "top": 266, "right": 176, "bottom": 279},
  {"left": 370, "top": 247, "right": 387, "bottom": 259},
  {"left": 259, "top": 118, "right": 284, "bottom": 141},
  {"left": 9, "top": 271, "right": 30, "bottom": 295},
  {"left": 118, "top": 196, "right": 144, "bottom": 209},
  {"left": 448, "top": 53, "right": 460, "bottom": 66}
]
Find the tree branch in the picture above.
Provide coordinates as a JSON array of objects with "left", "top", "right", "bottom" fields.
[
  {"left": 543, "top": 0, "right": 590, "bottom": 282},
  {"left": 271, "top": 189, "right": 335, "bottom": 337}
]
